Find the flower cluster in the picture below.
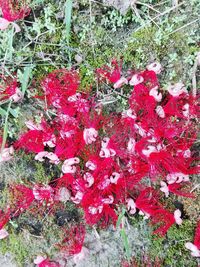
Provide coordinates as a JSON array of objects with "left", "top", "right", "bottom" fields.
[
  {"left": 1, "top": 61, "right": 199, "bottom": 263},
  {"left": 0, "top": 74, "right": 23, "bottom": 103},
  {"left": 0, "top": 0, "right": 30, "bottom": 31},
  {"left": 186, "top": 221, "right": 200, "bottom": 257}
]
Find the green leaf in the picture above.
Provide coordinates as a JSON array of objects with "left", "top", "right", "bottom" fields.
[
  {"left": 0, "top": 107, "right": 7, "bottom": 116},
  {"left": 116, "top": 207, "right": 126, "bottom": 228},
  {"left": 20, "top": 65, "right": 33, "bottom": 95},
  {"left": 1, "top": 101, "right": 12, "bottom": 152},
  {"left": 7, "top": 27, "right": 14, "bottom": 61},
  {"left": 9, "top": 107, "right": 20, "bottom": 118},
  {"left": 64, "top": 0, "right": 73, "bottom": 43},
  {"left": 121, "top": 228, "right": 131, "bottom": 260}
]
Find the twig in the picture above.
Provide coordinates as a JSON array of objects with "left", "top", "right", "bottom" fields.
[
  {"left": 190, "top": 184, "right": 200, "bottom": 193},
  {"left": 168, "top": 18, "right": 200, "bottom": 35},
  {"left": 192, "top": 53, "right": 199, "bottom": 97}
]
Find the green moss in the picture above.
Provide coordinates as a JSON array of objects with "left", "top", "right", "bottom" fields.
[
  {"left": 0, "top": 231, "right": 30, "bottom": 267},
  {"left": 149, "top": 220, "right": 197, "bottom": 267}
]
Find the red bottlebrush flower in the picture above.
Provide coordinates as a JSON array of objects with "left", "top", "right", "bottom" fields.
[
  {"left": 14, "top": 130, "right": 44, "bottom": 153},
  {"left": 32, "top": 184, "right": 54, "bottom": 203},
  {"left": 194, "top": 221, "right": 200, "bottom": 249},
  {"left": 185, "top": 221, "right": 200, "bottom": 257},
  {"left": 58, "top": 224, "right": 86, "bottom": 256},
  {"left": 0, "top": 75, "right": 22, "bottom": 102},
  {"left": 0, "top": 209, "right": 10, "bottom": 229},
  {"left": 34, "top": 256, "right": 60, "bottom": 267},
  {"left": 140, "top": 70, "right": 159, "bottom": 89},
  {"left": 10, "top": 184, "right": 34, "bottom": 215},
  {"left": 148, "top": 150, "right": 193, "bottom": 177},
  {"left": 41, "top": 69, "right": 80, "bottom": 108},
  {"left": 0, "top": 0, "right": 30, "bottom": 22},
  {"left": 82, "top": 193, "right": 117, "bottom": 227},
  {"left": 135, "top": 187, "right": 162, "bottom": 215},
  {"left": 96, "top": 59, "right": 122, "bottom": 83},
  {"left": 168, "top": 183, "right": 195, "bottom": 198},
  {"left": 151, "top": 209, "right": 175, "bottom": 236}
]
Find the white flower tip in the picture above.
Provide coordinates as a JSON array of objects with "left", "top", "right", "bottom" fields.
[
  {"left": 0, "top": 229, "right": 9, "bottom": 239},
  {"left": 147, "top": 62, "right": 162, "bottom": 74},
  {"left": 34, "top": 255, "right": 47, "bottom": 264},
  {"left": 174, "top": 209, "right": 183, "bottom": 225},
  {"left": 83, "top": 128, "right": 98, "bottom": 145}
]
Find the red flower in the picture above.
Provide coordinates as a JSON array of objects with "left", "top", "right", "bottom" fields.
[
  {"left": 0, "top": 0, "right": 30, "bottom": 22},
  {"left": 10, "top": 184, "right": 34, "bottom": 216},
  {"left": 96, "top": 59, "right": 122, "bottom": 83},
  {"left": 58, "top": 224, "right": 85, "bottom": 256},
  {"left": 41, "top": 69, "right": 80, "bottom": 108},
  {"left": 151, "top": 209, "right": 175, "bottom": 236},
  {"left": 0, "top": 209, "right": 10, "bottom": 229},
  {"left": 168, "top": 183, "right": 195, "bottom": 198},
  {"left": 14, "top": 130, "right": 44, "bottom": 153}
]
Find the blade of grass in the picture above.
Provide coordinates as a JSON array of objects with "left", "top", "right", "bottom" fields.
[
  {"left": 120, "top": 228, "right": 131, "bottom": 260},
  {"left": 7, "top": 26, "right": 14, "bottom": 61},
  {"left": 116, "top": 207, "right": 126, "bottom": 228},
  {"left": 0, "top": 107, "right": 7, "bottom": 116},
  {"left": 1, "top": 100, "right": 12, "bottom": 152},
  {"left": 21, "top": 65, "right": 33, "bottom": 95},
  {"left": 64, "top": 0, "right": 73, "bottom": 44}
]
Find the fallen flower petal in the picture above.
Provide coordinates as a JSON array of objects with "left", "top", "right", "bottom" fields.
[{"left": 0, "top": 228, "right": 9, "bottom": 239}]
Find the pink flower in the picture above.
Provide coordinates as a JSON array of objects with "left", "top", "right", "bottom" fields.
[
  {"left": 126, "top": 198, "right": 136, "bottom": 215},
  {"left": 166, "top": 173, "right": 189, "bottom": 184},
  {"left": 43, "top": 135, "right": 56, "bottom": 148},
  {"left": 83, "top": 128, "right": 98, "bottom": 145},
  {"left": 146, "top": 62, "right": 162, "bottom": 74},
  {"left": 110, "top": 172, "right": 120, "bottom": 184},
  {"left": 102, "top": 195, "right": 114, "bottom": 204},
  {"left": 166, "top": 82, "right": 187, "bottom": 97},
  {"left": 160, "top": 181, "right": 169, "bottom": 197},
  {"left": 71, "top": 191, "right": 84, "bottom": 204},
  {"left": 138, "top": 210, "right": 150, "bottom": 220},
  {"left": 0, "top": 17, "right": 10, "bottom": 29},
  {"left": 127, "top": 138, "right": 136, "bottom": 153},
  {"left": 142, "top": 145, "right": 157, "bottom": 157},
  {"left": 85, "top": 160, "right": 97, "bottom": 171},
  {"left": 62, "top": 157, "right": 80, "bottom": 173},
  {"left": 99, "top": 137, "right": 116, "bottom": 158},
  {"left": 0, "top": 228, "right": 9, "bottom": 239},
  {"left": 88, "top": 205, "right": 103, "bottom": 215},
  {"left": 0, "top": 18, "right": 21, "bottom": 32},
  {"left": 185, "top": 242, "right": 200, "bottom": 257},
  {"left": 35, "top": 151, "right": 48, "bottom": 162},
  {"left": 113, "top": 77, "right": 128, "bottom": 89},
  {"left": 129, "top": 74, "right": 144, "bottom": 86},
  {"left": 45, "top": 152, "right": 59, "bottom": 164},
  {"left": 34, "top": 255, "right": 47, "bottom": 265},
  {"left": 83, "top": 172, "right": 94, "bottom": 188},
  {"left": 122, "top": 108, "right": 136, "bottom": 119},
  {"left": 25, "top": 120, "right": 43, "bottom": 131},
  {"left": 10, "top": 88, "right": 23, "bottom": 102},
  {"left": 0, "top": 146, "right": 14, "bottom": 162},
  {"left": 182, "top": 103, "right": 189, "bottom": 117},
  {"left": 155, "top": 105, "right": 165, "bottom": 118},
  {"left": 149, "top": 87, "right": 162, "bottom": 102},
  {"left": 174, "top": 209, "right": 182, "bottom": 225}
]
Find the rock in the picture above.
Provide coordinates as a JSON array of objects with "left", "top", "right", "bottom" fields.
[{"left": 103, "top": 0, "right": 137, "bottom": 15}]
